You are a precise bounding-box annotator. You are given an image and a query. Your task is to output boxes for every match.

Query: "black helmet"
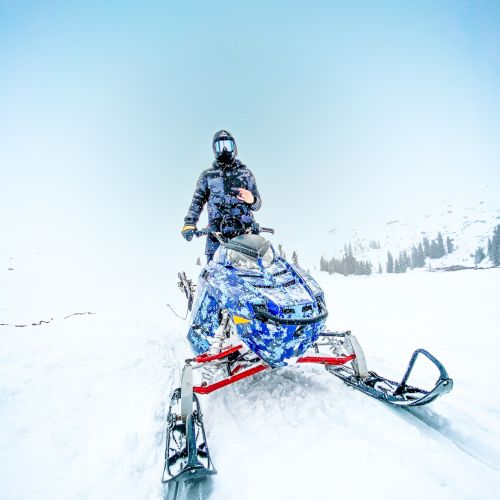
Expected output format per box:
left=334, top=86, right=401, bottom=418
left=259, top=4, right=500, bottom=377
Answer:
left=212, top=130, right=237, bottom=163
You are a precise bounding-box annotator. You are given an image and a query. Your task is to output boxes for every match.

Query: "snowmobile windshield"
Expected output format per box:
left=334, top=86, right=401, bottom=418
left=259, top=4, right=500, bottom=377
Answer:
left=224, top=234, right=274, bottom=270
left=226, top=247, right=274, bottom=270
left=214, top=139, right=235, bottom=153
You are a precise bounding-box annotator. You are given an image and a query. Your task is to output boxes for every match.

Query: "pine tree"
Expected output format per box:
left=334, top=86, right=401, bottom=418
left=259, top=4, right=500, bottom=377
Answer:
left=358, top=261, right=364, bottom=275
left=437, top=232, right=445, bottom=257
left=423, top=237, right=430, bottom=257
left=320, top=256, right=327, bottom=271
left=196, top=257, right=201, bottom=266
left=366, top=262, right=373, bottom=275
left=378, top=263, right=383, bottom=274
left=446, top=236, right=454, bottom=254
left=411, top=245, right=418, bottom=269
left=399, top=251, right=409, bottom=272
left=292, top=251, right=299, bottom=266
left=430, top=240, right=439, bottom=259
left=386, top=252, right=394, bottom=273
left=417, top=243, right=425, bottom=267
left=474, top=247, right=486, bottom=265
left=490, top=225, right=500, bottom=265
left=341, top=258, right=348, bottom=276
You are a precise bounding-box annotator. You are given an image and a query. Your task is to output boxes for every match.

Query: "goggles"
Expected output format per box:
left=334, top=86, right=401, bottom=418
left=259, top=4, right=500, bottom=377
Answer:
left=214, top=139, right=235, bottom=153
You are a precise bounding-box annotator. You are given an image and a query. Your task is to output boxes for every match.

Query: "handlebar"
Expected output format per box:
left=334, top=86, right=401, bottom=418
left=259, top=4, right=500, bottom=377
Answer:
left=194, top=228, right=211, bottom=237
left=194, top=224, right=274, bottom=239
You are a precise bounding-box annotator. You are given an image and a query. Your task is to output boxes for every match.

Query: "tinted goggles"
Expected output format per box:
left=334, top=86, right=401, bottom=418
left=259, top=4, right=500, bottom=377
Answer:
left=214, top=139, right=235, bottom=153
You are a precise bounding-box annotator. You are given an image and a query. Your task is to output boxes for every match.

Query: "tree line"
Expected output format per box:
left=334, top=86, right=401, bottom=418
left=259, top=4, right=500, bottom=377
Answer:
left=320, top=244, right=373, bottom=276
left=386, top=232, right=454, bottom=273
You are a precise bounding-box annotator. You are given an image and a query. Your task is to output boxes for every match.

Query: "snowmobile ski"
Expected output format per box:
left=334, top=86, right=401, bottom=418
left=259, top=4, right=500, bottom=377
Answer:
left=162, top=388, right=216, bottom=483
left=326, top=348, right=453, bottom=407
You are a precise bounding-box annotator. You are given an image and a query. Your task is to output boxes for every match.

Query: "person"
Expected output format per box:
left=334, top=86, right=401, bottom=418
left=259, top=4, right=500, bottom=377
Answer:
left=181, top=130, right=262, bottom=262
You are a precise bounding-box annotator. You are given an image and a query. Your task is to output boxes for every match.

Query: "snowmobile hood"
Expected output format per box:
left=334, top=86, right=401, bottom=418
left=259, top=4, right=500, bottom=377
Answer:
left=207, top=258, right=321, bottom=311
left=189, top=256, right=328, bottom=367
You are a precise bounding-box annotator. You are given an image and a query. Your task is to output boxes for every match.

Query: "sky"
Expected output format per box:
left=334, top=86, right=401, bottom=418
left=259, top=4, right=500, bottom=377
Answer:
left=1, top=0, right=499, bottom=265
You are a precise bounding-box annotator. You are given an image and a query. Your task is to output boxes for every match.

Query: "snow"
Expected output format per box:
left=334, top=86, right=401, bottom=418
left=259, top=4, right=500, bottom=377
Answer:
left=1, top=247, right=500, bottom=499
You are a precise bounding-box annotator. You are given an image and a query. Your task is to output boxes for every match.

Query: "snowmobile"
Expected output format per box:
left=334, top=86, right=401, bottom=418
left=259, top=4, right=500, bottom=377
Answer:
left=163, top=221, right=453, bottom=484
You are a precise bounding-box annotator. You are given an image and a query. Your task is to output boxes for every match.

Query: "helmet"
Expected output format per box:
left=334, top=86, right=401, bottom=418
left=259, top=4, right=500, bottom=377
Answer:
left=212, top=130, right=237, bottom=163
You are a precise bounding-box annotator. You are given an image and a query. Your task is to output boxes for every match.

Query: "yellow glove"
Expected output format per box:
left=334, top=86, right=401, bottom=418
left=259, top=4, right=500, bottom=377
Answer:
left=181, top=224, right=196, bottom=241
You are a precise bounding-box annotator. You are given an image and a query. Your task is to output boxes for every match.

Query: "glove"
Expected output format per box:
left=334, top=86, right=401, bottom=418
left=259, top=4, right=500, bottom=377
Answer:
left=181, top=224, right=197, bottom=241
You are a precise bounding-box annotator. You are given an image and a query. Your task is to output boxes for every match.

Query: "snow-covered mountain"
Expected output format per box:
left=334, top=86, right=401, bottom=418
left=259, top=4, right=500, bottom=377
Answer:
left=295, top=185, right=500, bottom=272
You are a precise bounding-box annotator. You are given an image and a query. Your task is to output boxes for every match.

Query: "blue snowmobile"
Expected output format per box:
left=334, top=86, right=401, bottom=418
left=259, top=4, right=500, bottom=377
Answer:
left=163, top=222, right=453, bottom=484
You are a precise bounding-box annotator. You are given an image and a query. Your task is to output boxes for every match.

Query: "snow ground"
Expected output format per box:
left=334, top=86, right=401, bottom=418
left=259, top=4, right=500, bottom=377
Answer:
left=1, top=248, right=500, bottom=500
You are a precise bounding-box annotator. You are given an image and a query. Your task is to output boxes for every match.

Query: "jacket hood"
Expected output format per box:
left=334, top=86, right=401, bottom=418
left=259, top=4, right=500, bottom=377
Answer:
left=212, top=129, right=236, bottom=146
left=212, top=129, right=238, bottom=163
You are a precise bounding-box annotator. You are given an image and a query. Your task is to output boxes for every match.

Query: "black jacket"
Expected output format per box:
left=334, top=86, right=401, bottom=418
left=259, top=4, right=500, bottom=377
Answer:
left=184, top=159, right=262, bottom=254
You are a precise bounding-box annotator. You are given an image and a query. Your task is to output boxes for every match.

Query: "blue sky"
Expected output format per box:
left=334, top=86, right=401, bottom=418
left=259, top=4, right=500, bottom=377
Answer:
left=1, top=1, right=499, bottom=262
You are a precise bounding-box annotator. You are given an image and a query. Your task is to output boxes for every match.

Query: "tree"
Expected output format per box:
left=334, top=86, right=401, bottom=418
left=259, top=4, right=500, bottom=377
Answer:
left=292, top=251, right=299, bottom=266
left=411, top=245, right=418, bottom=269
left=386, top=252, right=394, bottom=273
left=410, top=243, right=425, bottom=268
left=399, top=250, right=409, bottom=272
left=489, top=225, right=500, bottom=266
left=423, top=237, right=430, bottom=257
left=417, top=243, right=425, bottom=267
left=426, top=233, right=446, bottom=259
left=320, top=242, right=373, bottom=276
left=437, top=232, right=446, bottom=257
left=196, top=257, right=201, bottom=266
left=378, top=263, right=383, bottom=274
left=474, top=247, right=486, bottom=265
left=446, top=236, right=454, bottom=254
left=394, top=258, right=400, bottom=274
left=430, top=240, right=439, bottom=259
left=320, top=256, right=327, bottom=271
left=277, top=244, right=286, bottom=259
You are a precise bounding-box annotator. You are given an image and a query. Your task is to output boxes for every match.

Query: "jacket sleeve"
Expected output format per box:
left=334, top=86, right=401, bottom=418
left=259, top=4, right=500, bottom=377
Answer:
left=184, top=171, right=209, bottom=225
left=247, top=170, right=262, bottom=211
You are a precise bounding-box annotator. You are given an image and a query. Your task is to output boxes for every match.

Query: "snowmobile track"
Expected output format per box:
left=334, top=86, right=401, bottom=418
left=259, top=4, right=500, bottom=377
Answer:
left=404, top=406, right=500, bottom=474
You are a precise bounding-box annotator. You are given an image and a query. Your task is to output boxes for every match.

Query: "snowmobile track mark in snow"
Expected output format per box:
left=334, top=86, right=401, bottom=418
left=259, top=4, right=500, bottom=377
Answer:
left=404, top=406, right=500, bottom=474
